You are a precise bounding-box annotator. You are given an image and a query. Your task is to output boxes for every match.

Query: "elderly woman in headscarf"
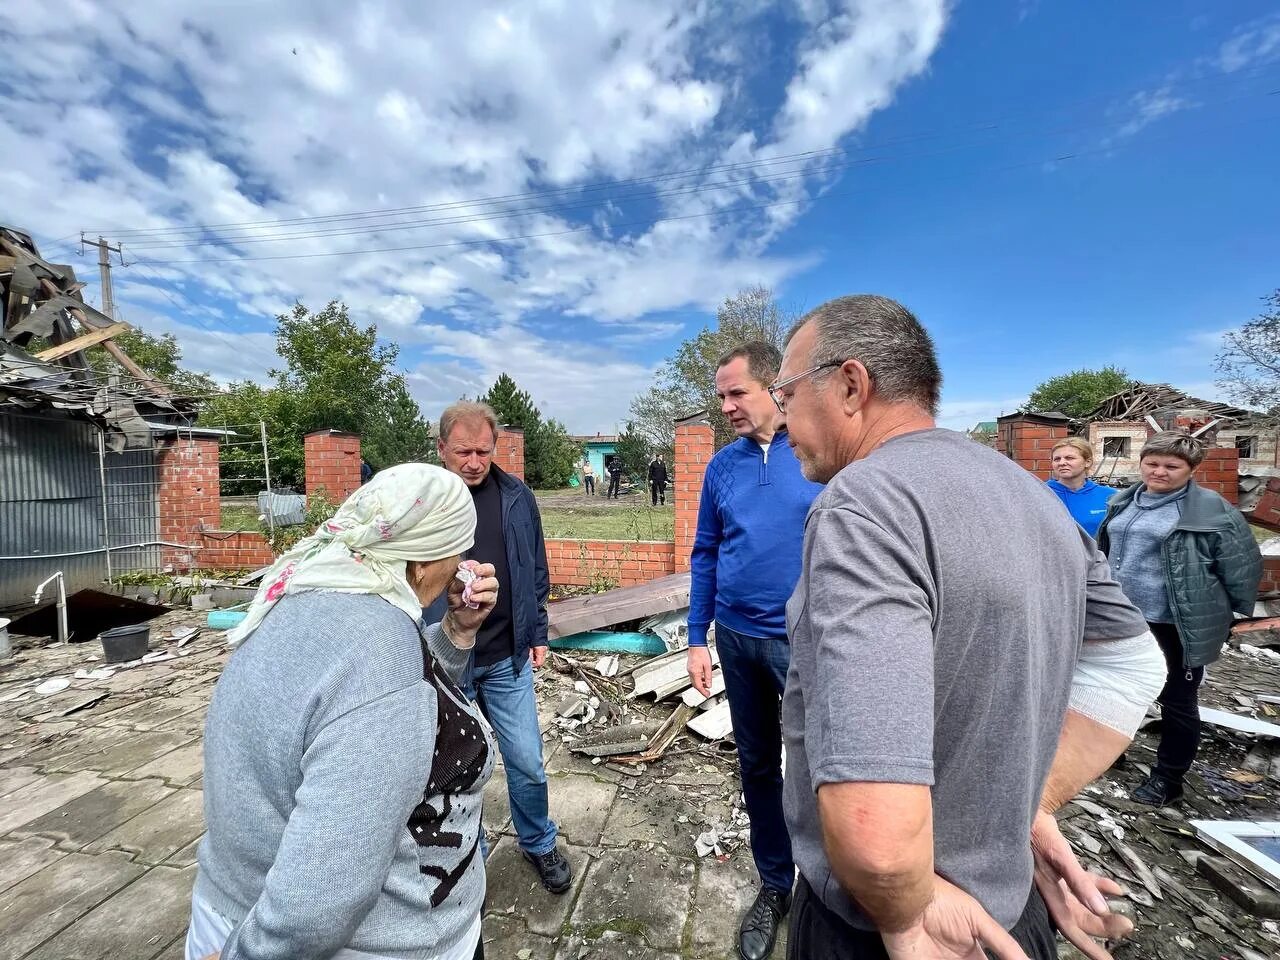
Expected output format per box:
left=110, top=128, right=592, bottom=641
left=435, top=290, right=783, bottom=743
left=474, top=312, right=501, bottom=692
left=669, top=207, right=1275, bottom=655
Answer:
left=186, top=464, right=498, bottom=960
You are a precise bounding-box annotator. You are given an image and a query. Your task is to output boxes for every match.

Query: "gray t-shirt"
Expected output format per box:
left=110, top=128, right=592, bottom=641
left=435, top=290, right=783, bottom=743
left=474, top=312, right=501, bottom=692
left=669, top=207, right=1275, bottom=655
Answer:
left=782, top=428, right=1145, bottom=931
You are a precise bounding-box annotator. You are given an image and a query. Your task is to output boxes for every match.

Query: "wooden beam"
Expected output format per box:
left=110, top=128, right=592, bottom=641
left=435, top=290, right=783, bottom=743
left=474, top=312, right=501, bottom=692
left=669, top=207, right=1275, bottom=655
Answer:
left=34, top=322, right=131, bottom=361
left=547, top=572, right=690, bottom=639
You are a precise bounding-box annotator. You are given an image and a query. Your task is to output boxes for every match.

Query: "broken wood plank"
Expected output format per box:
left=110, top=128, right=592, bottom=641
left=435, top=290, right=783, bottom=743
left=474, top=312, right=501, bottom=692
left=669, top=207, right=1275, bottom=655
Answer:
left=547, top=572, right=690, bottom=639
left=688, top=699, right=733, bottom=741
left=33, top=321, right=130, bottom=360
left=1152, top=865, right=1248, bottom=940
left=1201, top=706, right=1280, bottom=738
left=612, top=704, right=696, bottom=764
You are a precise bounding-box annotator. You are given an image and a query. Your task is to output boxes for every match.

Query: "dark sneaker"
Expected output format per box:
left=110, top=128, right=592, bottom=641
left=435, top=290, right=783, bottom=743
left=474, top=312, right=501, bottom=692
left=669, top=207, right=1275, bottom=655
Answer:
left=523, top=847, right=573, bottom=894
left=738, top=886, right=791, bottom=960
left=1131, top=772, right=1184, bottom=806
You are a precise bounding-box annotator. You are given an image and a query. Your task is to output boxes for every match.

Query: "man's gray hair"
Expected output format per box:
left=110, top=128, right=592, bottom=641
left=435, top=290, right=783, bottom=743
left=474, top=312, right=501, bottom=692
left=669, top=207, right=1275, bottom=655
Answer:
left=717, top=340, right=782, bottom=387
left=439, top=401, right=499, bottom=443
left=1140, top=430, right=1206, bottom=468
left=786, top=294, right=941, bottom=416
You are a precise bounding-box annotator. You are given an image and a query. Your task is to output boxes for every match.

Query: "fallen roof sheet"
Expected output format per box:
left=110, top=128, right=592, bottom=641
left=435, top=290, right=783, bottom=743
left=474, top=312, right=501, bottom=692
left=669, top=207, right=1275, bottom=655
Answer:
left=547, top=572, right=690, bottom=639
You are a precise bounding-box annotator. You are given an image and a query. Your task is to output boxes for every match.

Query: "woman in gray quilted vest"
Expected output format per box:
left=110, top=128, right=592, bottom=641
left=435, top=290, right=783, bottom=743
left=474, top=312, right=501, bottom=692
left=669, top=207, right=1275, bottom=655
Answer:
left=1096, top=431, right=1262, bottom=806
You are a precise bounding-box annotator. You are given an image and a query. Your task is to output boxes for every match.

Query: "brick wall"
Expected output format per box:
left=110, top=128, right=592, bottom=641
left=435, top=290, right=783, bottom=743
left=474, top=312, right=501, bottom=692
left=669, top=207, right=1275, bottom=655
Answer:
left=1251, top=476, right=1280, bottom=534
left=304, top=430, right=362, bottom=504
left=495, top=426, right=525, bottom=481
left=1087, top=421, right=1153, bottom=475
left=995, top=413, right=1071, bottom=479
left=1259, top=556, right=1280, bottom=597
left=673, top=417, right=714, bottom=573
left=189, top=531, right=276, bottom=571
left=545, top=538, right=677, bottom=588
left=1195, top=447, right=1240, bottom=505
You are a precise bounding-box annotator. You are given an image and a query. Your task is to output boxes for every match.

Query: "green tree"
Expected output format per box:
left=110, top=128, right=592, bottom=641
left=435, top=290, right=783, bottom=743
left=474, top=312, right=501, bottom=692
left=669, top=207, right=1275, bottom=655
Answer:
left=482, top=373, right=541, bottom=432
left=199, top=300, right=433, bottom=488
left=1216, top=289, right=1280, bottom=416
left=479, top=373, right=581, bottom=488
left=629, top=284, right=795, bottom=450
left=613, top=423, right=654, bottom=483
left=1023, top=366, right=1131, bottom=419
left=88, top=326, right=217, bottom=395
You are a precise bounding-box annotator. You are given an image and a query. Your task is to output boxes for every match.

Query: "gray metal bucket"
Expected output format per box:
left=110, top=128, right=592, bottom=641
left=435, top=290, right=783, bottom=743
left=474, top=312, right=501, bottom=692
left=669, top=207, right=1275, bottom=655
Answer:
left=99, top=624, right=150, bottom=663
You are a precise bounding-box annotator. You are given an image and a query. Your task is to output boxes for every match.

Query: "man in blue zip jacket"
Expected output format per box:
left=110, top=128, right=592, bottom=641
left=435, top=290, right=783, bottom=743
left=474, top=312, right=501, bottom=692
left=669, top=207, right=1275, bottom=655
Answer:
left=686, top=341, right=824, bottom=960
left=426, top=401, right=572, bottom=895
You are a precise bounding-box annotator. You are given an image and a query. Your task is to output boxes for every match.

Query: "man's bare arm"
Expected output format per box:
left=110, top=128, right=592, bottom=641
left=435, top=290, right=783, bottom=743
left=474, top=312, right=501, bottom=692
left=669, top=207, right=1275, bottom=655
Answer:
left=817, top=782, right=934, bottom=933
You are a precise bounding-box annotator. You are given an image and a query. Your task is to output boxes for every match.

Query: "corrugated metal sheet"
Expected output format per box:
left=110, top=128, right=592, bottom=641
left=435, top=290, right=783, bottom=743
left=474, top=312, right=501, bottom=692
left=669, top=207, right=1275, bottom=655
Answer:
left=0, top=411, right=106, bottom=609
left=0, top=410, right=162, bottom=611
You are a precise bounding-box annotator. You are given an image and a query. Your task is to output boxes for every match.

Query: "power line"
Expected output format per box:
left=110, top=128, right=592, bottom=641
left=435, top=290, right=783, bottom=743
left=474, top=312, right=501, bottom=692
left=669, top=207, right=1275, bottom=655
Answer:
left=86, top=64, right=1280, bottom=244
left=134, top=109, right=1280, bottom=267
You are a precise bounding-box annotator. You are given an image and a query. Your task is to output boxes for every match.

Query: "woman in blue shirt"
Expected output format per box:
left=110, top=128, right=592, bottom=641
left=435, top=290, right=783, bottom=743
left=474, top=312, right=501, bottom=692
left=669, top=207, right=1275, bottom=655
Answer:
left=1046, top=437, right=1114, bottom=538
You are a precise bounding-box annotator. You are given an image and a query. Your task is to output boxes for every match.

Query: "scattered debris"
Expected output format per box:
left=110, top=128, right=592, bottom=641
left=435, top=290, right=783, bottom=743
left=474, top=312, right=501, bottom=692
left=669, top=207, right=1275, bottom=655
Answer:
left=33, top=677, right=70, bottom=695
left=547, top=572, right=690, bottom=639
left=594, top=655, right=620, bottom=677
left=570, top=720, right=663, bottom=758
left=1201, top=707, right=1280, bottom=739
left=688, top=700, right=733, bottom=741
left=681, top=671, right=725, bottom=707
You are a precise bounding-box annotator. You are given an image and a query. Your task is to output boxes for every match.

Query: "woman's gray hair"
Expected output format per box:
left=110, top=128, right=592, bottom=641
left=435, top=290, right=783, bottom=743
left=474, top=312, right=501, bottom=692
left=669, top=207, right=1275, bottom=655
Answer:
left=1140, top=430, right=1206, bottom=468
left=787, top=294, right=942, bottom=416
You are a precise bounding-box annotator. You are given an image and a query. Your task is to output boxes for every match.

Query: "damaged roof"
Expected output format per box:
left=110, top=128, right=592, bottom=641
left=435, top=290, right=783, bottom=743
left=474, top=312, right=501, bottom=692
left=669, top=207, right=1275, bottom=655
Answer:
left=1086, top=381, right=1260, bottom=425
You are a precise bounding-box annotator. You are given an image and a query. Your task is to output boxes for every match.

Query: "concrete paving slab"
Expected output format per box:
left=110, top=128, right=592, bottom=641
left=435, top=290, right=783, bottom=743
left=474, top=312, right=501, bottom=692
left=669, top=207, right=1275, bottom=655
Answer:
left=0, top=719, right=78, bottom=766
left=484, top=837, right=592, bottom=938
left=480, top=913, right=557, bottom=960
left=603, top=783, right=705, bottom=849
left=555, top=932, right=681, bottom=959
left=23, top=724, right=140, bottom=771
left=0, top=850, right=144, bottom=960
left=688, top=854, right=760, bottom=958
left=0, top=836, right=67, bottom=895
left=121, top=741, right=204, bottom=785
left=59, top=730, right=197, bottom=777
left=13, top=777, right=173, bottom=849
left=0, top=765, right=41, bottom=799
left=107, top=695, right=205, bottom=733
left=150, top=936, right=188, bottom=960
left=165, top=834, right=203, bottom=868
left=547, top=773, right=618, bottom=846
left=25, top=863, right=196, bottom=960
left=569, top=848, right=695, bottom=951
left=86, top=787, right=204, bottom=864
left=0, top=770, right=107, bottom=835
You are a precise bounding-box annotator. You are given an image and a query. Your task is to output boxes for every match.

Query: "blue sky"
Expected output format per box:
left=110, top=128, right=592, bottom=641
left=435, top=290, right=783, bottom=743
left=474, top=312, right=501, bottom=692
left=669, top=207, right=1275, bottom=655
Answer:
left=2, top=1, right=1277, bottom=432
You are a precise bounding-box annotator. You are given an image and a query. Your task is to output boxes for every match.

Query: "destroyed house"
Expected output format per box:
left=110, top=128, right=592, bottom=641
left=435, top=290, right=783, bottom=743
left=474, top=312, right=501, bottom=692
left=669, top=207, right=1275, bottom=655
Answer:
left=1, top=224, right=202, bottom=612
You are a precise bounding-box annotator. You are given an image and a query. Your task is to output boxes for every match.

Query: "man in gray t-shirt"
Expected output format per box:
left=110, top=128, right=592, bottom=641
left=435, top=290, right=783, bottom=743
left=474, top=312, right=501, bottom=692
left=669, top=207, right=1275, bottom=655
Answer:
left=771, top=295, right=1162, bottom=960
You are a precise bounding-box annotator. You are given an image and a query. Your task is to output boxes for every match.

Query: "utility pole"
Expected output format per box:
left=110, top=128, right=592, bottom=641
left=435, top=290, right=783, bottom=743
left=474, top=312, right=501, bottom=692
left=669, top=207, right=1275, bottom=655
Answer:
left=80, top=234, right=124, bottom=319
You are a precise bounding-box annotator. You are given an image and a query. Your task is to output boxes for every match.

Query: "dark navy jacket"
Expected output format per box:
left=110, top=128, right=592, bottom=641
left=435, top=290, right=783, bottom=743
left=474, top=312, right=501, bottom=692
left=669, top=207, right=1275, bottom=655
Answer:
left=423, top=464, right=550, bottom=664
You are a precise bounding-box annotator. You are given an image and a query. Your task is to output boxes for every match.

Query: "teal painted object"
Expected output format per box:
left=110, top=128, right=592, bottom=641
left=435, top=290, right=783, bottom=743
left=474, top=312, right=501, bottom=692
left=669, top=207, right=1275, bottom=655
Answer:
left=548, top=631, right=667, bottom=655
left=207, top=609, right=248, bottom=630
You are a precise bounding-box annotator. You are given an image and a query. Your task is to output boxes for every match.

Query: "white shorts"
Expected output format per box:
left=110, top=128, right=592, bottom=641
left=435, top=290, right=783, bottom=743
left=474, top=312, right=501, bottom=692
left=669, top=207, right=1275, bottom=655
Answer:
left=185, top=891, right=482, bottom=960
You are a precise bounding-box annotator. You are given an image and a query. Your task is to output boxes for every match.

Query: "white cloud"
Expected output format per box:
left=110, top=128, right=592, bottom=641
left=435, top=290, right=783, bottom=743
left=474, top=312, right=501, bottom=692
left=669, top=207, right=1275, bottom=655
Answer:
left=1218, top=14, right=1280, bottom=72
left=1112, top=85, right=1192, bottom=140
left=0, top=0, right=951, bottom=428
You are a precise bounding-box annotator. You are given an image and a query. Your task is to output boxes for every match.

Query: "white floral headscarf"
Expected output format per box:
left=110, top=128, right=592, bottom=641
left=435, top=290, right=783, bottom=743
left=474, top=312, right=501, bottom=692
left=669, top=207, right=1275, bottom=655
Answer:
left=226, top=463, right=476, bottom=647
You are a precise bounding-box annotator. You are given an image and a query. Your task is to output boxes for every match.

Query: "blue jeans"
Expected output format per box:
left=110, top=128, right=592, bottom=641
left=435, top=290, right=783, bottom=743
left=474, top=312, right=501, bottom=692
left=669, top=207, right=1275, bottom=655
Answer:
left=462, top=655, right=559, bottom=855
left=716, top=622, right=794, bottom=893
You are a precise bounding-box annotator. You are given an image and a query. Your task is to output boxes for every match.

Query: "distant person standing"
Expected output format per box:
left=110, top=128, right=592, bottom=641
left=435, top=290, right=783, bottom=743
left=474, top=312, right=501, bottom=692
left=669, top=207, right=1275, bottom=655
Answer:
left=1046, top=438, right=1113, bottom=537
left=360, top=459, right=373, bottom=484
left=606, top=457, right=624, bottom=499
left=581, top=459, right=596, bottom=496
left=648, top=454, right=668, bottom=506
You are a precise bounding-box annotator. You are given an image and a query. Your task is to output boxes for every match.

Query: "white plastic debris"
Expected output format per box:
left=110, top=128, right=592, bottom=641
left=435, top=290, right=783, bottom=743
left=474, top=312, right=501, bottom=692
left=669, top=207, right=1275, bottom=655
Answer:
left=640, top=609, right=690, bottom=652
left=73, top=667, right=117, bottom=681
left=141, top=651, right=177, bottom=664
left=34, top=677, right=71, bottom=695
left=594, top=655, right=620, bottom=677
left=573, top=680, right=591, bottom=695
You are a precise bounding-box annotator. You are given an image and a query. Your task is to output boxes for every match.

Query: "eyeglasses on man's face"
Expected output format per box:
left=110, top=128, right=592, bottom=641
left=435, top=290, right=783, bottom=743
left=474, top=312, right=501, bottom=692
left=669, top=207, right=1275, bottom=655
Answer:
left=767, top=360, right=844, bottom=413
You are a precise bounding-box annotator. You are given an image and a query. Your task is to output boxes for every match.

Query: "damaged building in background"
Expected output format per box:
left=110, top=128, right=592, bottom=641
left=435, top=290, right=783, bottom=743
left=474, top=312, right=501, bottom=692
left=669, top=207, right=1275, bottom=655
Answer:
left=0, top=224, right=204, bottom=613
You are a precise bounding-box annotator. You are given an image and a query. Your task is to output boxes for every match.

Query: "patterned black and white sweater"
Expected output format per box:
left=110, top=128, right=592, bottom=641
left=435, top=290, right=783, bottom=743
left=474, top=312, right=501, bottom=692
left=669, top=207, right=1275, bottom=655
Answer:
left=195, top=591, right=494, bottom=960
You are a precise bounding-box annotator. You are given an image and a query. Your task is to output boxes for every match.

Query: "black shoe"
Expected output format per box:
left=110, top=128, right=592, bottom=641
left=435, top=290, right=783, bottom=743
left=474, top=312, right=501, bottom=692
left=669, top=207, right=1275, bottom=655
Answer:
left=523, top=847, right=573, bottom=894
left=1131, top=772, right=1184, bottom=806
left=738, top=886, right=791, bottom=960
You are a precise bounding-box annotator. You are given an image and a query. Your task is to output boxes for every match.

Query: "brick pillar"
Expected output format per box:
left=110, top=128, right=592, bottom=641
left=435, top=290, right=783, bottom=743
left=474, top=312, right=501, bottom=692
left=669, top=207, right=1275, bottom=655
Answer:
left=995, top=412, right=1071, bottom=480
left=304, top=430, right=362, bottom=505
left=156, top=436, right=220, bottom=570
left=494, top=426, right=525, bottom=481
left=1196, top=447, right=1240, bottom=505
left=673, top=413, right=714, bottom=574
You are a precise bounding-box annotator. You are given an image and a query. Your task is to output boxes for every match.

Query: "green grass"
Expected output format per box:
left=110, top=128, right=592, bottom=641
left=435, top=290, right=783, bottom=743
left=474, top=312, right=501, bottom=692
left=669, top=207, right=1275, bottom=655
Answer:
left=220, top=504, right=261, bottom=531
left=1252, top=524, right=1276, bottom=544
left=538, top=505, right=674, bottom=540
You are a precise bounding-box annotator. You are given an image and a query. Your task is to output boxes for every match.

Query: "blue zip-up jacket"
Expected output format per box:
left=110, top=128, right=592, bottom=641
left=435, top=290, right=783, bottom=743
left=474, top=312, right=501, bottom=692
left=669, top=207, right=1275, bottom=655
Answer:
left=1045, top=478, right=1115, bottom=538
left=423, top=464, right=549, bottom=665
left=688, top=431, right=824, bottom=646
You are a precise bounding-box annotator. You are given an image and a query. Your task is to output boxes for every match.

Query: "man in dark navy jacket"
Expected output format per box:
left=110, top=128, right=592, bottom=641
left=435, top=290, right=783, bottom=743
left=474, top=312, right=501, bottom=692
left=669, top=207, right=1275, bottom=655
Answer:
left=427, top=401, right=571, bottom=894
